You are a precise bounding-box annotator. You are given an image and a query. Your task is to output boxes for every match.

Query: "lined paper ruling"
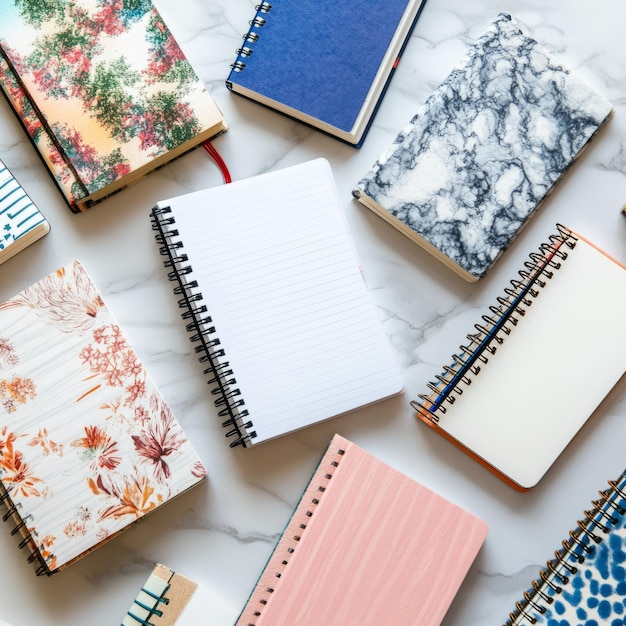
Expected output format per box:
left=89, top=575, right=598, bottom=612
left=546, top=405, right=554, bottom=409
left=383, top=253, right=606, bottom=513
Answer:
left=353, top=13, right=613, bottom=281
left=413, top=225, right=626, bottom=490
left=236, top=434, right=488, bottom=625
left=0, top=261, right=206, bottom=575
left=151, top=159, right=402, bottom=447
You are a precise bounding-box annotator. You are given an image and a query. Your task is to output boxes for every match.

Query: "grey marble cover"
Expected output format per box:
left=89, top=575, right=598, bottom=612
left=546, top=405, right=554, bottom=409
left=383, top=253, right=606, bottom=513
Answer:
left=354, top=13, right=613, bottom=281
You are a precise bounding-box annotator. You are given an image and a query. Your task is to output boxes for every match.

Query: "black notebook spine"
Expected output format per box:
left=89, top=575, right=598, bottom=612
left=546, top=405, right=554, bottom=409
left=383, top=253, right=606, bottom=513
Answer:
left=411, top=223, right=578, bottom=422
left=505, top=471, right=626, bottom=625
left=0, top=482, right=50, bottom=575
left=151, top=206, right=257, bottom=448
left=227, top=2, right=272, bottom=76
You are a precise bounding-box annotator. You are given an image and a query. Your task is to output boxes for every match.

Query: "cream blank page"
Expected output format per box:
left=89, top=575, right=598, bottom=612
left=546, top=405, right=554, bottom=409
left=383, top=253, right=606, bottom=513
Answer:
left=438, top=237, right=626, bottom=489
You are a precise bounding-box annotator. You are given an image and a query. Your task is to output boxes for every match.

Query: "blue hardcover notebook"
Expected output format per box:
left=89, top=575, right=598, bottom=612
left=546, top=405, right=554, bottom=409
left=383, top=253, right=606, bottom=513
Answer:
left=506, top=469, right=626, bottom=625
left=353, top=13, right=613, bottom=280
left=226, top=0, right=427, bottom=147
left=0, top=159, right=49, bottom=265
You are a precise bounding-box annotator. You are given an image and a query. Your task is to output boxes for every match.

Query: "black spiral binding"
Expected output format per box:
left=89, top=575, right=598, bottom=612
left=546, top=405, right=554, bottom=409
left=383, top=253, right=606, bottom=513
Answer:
left=411, top=224, right=578, bottom=422
left=229, top=2, right=272, bottom=73
left=151, top=207, right=257, bottom=447
left=0, top=481, right=49, bottom=575
left=505, top=471, right=626, bottom=625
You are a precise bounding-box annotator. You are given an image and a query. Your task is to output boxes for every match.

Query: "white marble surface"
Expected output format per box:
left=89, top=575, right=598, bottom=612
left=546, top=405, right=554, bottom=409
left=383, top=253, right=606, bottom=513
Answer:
left=0, top=0, right=625, bottom=624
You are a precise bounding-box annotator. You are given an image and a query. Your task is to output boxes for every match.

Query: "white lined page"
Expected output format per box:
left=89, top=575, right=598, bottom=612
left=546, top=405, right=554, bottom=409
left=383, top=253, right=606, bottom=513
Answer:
left=156, top=159, right=402, bottom=443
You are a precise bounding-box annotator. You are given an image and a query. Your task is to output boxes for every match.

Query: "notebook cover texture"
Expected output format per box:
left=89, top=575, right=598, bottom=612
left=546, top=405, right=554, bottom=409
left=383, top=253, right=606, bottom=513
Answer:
left=0, top=158, right=49, bottom=265
left=0, top=1, right=226, bottom=211
left=236, top=434, right=488, bottom=625
left=226, top=0, right=426, bottom=147
left=0, top=261, right=206, bottom=575
left=354, top=13, right=613, bottom=280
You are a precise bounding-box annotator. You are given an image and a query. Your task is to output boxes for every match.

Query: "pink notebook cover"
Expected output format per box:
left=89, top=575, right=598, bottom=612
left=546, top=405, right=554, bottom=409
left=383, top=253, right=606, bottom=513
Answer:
left=236, top=434, right=488, bottom=625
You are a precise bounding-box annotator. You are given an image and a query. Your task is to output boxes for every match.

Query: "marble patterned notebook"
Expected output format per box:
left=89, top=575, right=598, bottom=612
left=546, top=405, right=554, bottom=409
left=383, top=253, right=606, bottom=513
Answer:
left=236, top=434, right=488, bottom=625
left=353, top=13, right=613, bottom=282
left=0, top=261, right=206, bottom=575
left=0, top=159, right=49, bottom=265
left=506, top=468, right=626, bottom=625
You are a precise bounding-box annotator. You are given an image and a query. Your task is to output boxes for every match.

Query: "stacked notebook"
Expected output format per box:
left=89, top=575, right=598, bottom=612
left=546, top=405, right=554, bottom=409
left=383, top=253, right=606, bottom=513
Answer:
left=353, top=13, right=613, bottom=281
left=121, top=564, right=234, bottom=626
left=0, top=261, right=206, bottom=575
left=0, top=0, right=226, bottom=211
left=151, top=158, right=402, bottom=447
left=236, top=434, right=488, bottom=625
left=0, top=158, right=49, bottom=265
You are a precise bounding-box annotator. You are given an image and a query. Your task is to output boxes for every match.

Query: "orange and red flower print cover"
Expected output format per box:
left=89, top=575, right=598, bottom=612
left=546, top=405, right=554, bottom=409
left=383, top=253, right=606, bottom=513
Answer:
left=0, top=261, right=206, bottom=574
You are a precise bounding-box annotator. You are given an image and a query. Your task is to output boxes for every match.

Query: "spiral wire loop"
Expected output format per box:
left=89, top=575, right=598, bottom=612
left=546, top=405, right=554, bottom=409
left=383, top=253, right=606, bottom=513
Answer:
left=151, top=207, right=256, bottom=447
left=411, top=224, right=578, bottom=424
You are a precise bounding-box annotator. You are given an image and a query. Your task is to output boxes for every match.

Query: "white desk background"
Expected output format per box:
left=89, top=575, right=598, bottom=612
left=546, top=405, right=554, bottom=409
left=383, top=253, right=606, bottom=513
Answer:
left=1, top=1, right=625, bottom=624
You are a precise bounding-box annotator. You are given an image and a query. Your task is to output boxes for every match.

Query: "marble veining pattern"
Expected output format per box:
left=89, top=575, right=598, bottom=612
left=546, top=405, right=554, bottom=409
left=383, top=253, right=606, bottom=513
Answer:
left=356, top=13, right=613, bottom=279
left=0, top=0, right=625, bottom=624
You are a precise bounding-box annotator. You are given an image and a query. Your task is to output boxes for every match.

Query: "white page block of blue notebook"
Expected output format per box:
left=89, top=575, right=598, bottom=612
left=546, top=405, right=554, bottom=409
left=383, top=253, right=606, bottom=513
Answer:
left=154, top=159, right=402, bottom=445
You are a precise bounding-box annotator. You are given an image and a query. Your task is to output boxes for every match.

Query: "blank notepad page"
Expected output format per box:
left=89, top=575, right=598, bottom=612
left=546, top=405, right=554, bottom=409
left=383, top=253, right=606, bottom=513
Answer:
left=157, top=159, right=402, bottom=443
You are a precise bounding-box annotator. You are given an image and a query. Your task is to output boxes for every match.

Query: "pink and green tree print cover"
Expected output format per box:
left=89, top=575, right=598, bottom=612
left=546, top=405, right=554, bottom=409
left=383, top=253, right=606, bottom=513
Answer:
left=0, top=0, right=225, bottom=210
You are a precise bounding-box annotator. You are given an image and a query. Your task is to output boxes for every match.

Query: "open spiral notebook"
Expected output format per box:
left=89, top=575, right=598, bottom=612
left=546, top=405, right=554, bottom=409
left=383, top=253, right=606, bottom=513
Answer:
left=413, top=224, right=626, bottom=490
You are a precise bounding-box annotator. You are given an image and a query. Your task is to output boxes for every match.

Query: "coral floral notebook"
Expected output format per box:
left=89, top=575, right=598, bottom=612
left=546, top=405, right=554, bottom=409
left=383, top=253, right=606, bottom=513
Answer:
left=236, top=434, right=488, bottom=626
left=0, top=261, right=206, bottom=575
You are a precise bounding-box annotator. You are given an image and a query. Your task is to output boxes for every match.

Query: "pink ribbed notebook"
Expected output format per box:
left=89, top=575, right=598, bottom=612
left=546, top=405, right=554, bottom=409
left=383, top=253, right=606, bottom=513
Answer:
left=236, top=434, right=488, bottom=626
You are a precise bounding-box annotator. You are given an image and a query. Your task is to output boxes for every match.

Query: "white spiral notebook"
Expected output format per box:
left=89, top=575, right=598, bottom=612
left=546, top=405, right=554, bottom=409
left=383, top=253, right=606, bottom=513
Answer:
left=151, top=159, right=402, bottom=447
left=413, top=224, right=626, bottom=490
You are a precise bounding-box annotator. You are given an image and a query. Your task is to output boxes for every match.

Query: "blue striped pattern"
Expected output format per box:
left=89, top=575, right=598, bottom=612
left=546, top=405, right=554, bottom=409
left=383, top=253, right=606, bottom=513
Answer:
left=0, top=161, right=47, bottom=253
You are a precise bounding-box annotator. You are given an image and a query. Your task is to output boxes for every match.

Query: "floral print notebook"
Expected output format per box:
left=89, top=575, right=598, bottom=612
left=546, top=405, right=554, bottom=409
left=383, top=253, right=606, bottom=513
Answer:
left=0, top=261, right=206, bottom=575
left=0, top=1, right=226, bottom=212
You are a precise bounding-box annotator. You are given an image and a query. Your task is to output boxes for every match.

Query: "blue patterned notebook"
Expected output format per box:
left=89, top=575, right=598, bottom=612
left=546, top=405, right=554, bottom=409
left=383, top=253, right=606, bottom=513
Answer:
left=0, top=159, right=49, bottom=265
left=506, top=469, right=626, bottom=625
left=353, top=13, right=613, bottom=281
